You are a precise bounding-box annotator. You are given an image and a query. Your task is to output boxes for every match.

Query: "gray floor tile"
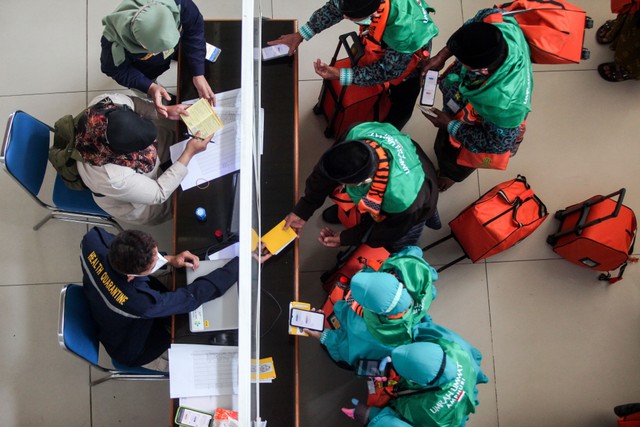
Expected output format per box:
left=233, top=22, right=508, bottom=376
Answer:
left=0, top=284, right=91, bottom=426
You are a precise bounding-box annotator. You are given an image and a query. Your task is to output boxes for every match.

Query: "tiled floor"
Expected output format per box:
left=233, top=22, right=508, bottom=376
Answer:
left=0, top=0, right=639, bottom=426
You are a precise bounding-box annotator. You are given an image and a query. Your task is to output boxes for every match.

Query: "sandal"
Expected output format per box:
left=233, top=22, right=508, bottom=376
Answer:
left=598, top=62, right=632, bottom=82
left=596, top=20, right=615, bottom=44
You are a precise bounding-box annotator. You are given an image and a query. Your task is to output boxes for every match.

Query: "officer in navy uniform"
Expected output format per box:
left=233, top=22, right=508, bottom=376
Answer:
left=80, top=227, right=238, bottom=371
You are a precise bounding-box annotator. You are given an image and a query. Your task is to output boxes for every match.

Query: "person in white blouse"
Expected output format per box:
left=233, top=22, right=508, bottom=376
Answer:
left=76, top=93, right=212, bottom=225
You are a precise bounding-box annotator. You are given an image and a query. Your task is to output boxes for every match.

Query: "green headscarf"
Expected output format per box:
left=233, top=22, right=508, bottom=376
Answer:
left=102, top=0, right=181, bottom=66
left=383, top=0, right=439, bottom=54
left=344, top=122, right=425, bottom=214
left=359, top=246, right=437, bottom=346
left=454, top=17, right=533, bottom=128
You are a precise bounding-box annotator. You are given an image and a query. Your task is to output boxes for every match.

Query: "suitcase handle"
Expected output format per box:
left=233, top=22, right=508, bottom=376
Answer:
left=547, top=188, right=626, bottom=244
left=337, top=32, right=365, bottom=66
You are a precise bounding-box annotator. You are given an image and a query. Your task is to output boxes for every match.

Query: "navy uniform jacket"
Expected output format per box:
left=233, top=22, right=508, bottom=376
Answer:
left=80, top=227, right=238, bottom=366
left=100, top=0, right=206, bottom=93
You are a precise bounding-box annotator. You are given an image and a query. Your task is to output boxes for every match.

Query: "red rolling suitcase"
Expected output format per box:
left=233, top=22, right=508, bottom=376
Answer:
left=488, top=0, right=593, bottom=64
left=313, top=32, right=391, bottom=139
left=546, top=189, right=637, bottom=283
left=424, top=175, right=548, bottom=271
left=320, top=243, right=389, bottom=329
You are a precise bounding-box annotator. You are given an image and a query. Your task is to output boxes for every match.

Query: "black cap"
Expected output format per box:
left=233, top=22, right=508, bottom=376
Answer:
left=319, top=140, right=377, bottom=184
left=447, top=22, right=506, bottom=69
left=105, top=109, right=157, bottom=154
left=340, top=0, right=381, bottom=18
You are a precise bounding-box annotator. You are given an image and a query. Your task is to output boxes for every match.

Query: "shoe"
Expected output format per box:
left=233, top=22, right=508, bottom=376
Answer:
left=425, top=209, right=442, bottom=230
left=598, top=62, right=632, bottom=82
left=322, top=205, right=341, bottom=224
left=595, top=20, right=615, bottom=44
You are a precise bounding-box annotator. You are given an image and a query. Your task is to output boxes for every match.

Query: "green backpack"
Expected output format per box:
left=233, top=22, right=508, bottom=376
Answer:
left=48, top=111, right=85, bottom=191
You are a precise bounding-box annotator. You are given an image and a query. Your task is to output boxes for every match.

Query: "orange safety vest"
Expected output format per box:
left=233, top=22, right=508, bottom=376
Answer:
left=330, top=140, right=390, bottom=228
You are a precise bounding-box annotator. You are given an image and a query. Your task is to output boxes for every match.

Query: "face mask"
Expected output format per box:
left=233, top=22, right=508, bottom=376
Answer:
left=129, top=251, right=168, bottom=277
left=354, top=16, right=372, bottom=25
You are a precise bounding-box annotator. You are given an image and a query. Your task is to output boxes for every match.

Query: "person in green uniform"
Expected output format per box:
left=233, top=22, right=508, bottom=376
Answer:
left=284, top=122, right=439, bottom=252
left=268, top=0, right=439, bottom=130
left=421, top=9, right=533, bottom=191
left=342, top=317, right=488, bottom=427
left=307, top=246, right=437, bottom=368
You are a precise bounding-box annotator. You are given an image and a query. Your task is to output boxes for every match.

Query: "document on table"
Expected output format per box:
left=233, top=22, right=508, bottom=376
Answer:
left=170, top=121, right=240, bottom=190
left=169, top=344, right=238, bottom=398
left=208, top=242, right=240, bottom=260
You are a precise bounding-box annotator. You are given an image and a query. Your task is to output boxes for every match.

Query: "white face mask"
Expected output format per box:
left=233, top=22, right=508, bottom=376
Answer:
left=129, top=251, right=168, bottom=277
left=354, top=16, right=372, bottom=25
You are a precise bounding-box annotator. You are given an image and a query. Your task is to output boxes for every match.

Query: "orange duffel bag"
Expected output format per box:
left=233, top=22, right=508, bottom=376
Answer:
left=489, top=0, right=593, bottom=64
left=546, top=189, right=637, bottom=283
left=424, top=175, right=548, bottom=271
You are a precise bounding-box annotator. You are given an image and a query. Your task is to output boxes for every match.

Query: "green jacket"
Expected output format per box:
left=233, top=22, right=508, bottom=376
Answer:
left=344, top=122, right=425, bottom=214
left=451, top=16, right=533, bottom=128
left=390, top=339, right=481, bottom=427
left=383, top=0, right=439, bottom=54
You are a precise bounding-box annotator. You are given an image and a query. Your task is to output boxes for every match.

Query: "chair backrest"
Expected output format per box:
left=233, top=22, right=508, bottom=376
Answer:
left=1, top=111, right=51, bottom=198
left=58, top=284, right=101, bottom=366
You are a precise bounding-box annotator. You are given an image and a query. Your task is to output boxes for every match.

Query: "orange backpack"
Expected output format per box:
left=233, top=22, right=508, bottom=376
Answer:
left=487, top=0, right=592, bottom=64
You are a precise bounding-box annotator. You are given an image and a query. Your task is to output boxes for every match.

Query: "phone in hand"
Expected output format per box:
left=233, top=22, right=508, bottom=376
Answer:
left=417, top=104, right=437, bottom=117
left=289, top=308, right=325, bottom=332
left=420, top=70, right=439, bottom=107
left=175, top=406, right=213, bottom=427
left=355, top=359, right=388, bottom=377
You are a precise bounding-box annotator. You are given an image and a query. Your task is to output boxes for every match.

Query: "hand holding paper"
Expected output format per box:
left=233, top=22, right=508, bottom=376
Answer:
left=180, top=98, right=223, bottom=138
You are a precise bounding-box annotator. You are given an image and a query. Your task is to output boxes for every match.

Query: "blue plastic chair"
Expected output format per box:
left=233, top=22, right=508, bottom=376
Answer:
left=1, top=111, right=122, bottom=231
left=57, top=284, right=167, bottom=386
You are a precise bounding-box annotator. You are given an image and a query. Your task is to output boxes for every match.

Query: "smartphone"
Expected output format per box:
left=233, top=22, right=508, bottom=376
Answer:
left=175, top=406, right=213, bottom=427
left=417, top=104, right=437, bottom=117
left=420, top=70, right=439, bottom=107
left=355, top=359, right=385, bottom=377
left=290, top=308, right=325, bottom=332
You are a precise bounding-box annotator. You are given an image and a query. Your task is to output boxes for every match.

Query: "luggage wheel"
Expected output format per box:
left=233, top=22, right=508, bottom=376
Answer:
left=546, top=235, right=558, bottom=246
left=553, top=210, right=565, bottom=220
left=581, top=48, right=590, bottom=61
left=313, top=104, right=323, bottom=115
left=585, top=16, right=594, bottom=29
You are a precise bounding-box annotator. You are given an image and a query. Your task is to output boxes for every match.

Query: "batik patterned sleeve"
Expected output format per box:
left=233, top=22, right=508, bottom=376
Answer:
left=340, top=48, right=413, bottom=86
left=299, top=0, right=344, bottom=40
left=448, top=119, right=523, bottom=154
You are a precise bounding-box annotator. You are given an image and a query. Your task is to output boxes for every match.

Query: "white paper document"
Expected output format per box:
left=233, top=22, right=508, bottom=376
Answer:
left=170, top=123, right=240, bottom=190
left=169, top=344, right=238, bottom=398
left=208, top=242, right=240, bottom=260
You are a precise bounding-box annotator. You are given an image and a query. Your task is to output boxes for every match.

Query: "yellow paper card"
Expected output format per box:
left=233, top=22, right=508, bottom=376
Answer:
left=261, top=220, right=297, bottom=255
left=180, top=98, right=223, bottom=138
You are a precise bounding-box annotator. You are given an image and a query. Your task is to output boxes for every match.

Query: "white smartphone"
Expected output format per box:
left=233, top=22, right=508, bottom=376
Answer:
left=175, top=406, right=213, bottom=427
left=290, top=308, right=325, bottom=332
left=420, top=70, right=439, bottom=107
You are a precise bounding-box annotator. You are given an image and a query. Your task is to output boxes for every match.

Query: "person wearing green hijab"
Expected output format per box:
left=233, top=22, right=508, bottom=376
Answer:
left=101, top=0, right=215, bottom=118
left=306, top=246, right=437, bottom=368
left=284, top=122, right=439, bottom=252
left=420, top=8, right=533, bottom=192
left=267, top=0, right=439, bottom=131
left=341, top=316, right=488, bottom=427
